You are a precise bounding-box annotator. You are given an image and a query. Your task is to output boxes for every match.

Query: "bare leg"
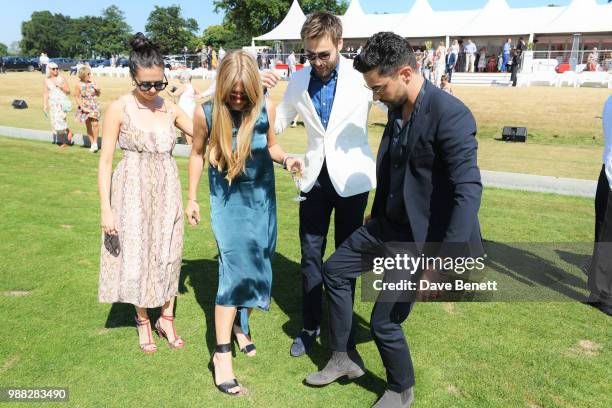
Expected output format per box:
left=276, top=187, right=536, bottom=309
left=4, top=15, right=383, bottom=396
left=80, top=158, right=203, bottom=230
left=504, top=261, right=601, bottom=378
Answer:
left=213, top=305, right=241, bottom=394
left=85, top=119, right=94, bottom=149
left=90, top=118, right=99, bottom=149
left=135, top=307, right=157, bottom=353
left=58, top=130, right=68, bottom=148
left=157, top=297, right=184, bottom=347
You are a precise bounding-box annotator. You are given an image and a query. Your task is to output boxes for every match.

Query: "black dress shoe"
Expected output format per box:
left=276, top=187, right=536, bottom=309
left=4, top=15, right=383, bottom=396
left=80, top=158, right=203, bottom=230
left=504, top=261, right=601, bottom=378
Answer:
left=290, top=328, right=320, bottom=357
left=597, top=303, right=612, bottom=316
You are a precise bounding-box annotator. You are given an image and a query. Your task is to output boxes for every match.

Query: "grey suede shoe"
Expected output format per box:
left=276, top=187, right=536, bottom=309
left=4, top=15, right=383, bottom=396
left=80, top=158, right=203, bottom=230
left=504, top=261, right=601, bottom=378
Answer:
left=305, top=350, right=366, bottom=386
left=372, top=387, right=414, bottom=408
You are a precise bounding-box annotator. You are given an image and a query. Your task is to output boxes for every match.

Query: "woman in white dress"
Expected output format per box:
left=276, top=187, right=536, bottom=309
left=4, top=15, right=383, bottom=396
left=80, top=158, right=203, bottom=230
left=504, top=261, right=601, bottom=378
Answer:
left=477, top=48, right=487, bottom=72
left=168, top=70, right=203, bottom=144
left=43, top=62, right=73, bottom=148
left=432, top=41, right=447, bottom=88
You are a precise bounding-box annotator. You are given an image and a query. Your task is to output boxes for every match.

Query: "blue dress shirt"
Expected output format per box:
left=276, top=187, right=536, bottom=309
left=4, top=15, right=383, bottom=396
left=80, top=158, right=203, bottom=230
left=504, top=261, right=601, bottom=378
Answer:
left=308, top=63, right=339, bottom=130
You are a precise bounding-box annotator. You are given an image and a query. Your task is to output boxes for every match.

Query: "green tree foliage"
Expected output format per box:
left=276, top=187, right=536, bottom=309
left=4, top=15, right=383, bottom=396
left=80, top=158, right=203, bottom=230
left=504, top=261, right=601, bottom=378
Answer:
left=95, top=6, right=132, bottom=57
left=21, top=11, right=70, bottom=57
left=0, top=43, right=8, bottom=56
left=201, top=23, right=248, bottom=49
left=20, top=6, right=131, bottom=58
left=145, top=5, right=199, bottom=54
left=213, top=0, right=348, bottom=42
left=8, top=41, right=21, bottom=55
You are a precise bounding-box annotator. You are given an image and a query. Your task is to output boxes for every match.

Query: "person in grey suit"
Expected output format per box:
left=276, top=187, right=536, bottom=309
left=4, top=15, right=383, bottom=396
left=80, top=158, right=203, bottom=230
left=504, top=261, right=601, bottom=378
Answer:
left=305, top=32, right=483, bottom=408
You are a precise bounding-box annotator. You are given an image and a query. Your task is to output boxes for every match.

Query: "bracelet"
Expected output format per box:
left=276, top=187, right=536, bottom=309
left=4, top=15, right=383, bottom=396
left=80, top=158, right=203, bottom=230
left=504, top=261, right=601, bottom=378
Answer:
left=188, top=198, right=198, bottom=202
left=282, top=155, right=289, bottom=170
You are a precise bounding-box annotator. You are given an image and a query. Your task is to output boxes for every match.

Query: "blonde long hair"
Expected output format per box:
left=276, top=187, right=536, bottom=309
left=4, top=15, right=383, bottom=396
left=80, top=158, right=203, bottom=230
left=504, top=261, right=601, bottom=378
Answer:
left=207, top=51, right=264, bottom=183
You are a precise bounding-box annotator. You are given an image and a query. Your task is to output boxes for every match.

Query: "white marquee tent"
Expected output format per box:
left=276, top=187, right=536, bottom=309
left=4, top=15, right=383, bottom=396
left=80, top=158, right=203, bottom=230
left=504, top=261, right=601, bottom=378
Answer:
left=255, top=0, right=612, bottom=42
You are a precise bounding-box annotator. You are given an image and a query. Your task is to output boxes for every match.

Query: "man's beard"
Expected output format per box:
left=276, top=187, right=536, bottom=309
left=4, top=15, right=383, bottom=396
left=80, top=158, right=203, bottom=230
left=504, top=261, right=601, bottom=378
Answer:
left=313, top=55, right=338, bottom=80
left=381, top=95, right=408, bottom=112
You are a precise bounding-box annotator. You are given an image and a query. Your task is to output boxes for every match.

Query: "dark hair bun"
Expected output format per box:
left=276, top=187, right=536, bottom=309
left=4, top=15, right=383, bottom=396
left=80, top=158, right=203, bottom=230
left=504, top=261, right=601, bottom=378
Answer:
left=128, top=32, right=165, bottom=79
left=129, top=32, right=157, bottom=53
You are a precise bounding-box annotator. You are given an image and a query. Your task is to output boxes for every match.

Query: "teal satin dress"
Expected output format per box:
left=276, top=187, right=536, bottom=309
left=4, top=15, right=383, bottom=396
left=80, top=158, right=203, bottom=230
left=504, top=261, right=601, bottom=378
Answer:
left=203, top=102, right=277, bottom=334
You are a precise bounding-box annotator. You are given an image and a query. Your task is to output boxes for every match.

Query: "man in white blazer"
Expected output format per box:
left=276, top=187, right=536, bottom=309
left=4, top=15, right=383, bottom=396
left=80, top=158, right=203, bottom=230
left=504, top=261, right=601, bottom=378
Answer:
left=272, top=12, right=379, bottom=358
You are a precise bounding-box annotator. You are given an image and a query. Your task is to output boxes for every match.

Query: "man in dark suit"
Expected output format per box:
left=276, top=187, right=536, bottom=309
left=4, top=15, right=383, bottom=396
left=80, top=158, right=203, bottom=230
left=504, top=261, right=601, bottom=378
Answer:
left=305, top=32, right=483, bottom=408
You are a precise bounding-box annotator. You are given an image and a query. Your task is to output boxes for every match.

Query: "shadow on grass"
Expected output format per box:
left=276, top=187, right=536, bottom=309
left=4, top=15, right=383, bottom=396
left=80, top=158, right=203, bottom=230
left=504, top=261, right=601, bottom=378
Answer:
left=179, top=257, right=220, bottom=356
left=179, top=252, right=386, bottom=396
left=482, top=240, right=589, bottom=301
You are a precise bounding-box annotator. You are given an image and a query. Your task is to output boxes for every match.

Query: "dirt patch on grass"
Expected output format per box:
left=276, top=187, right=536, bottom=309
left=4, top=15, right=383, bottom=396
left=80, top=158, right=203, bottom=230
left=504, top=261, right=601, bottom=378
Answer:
left=1, top=356, right=19, bottom=374
left=567, top=339, right=603, bottom=357
left=442, top=303, right=455, bottom=314
left=1, top=290, right=31, bottom=297
left=60, top=224, right=73, bottom=229
left=447, top=384, right=462, bottom=396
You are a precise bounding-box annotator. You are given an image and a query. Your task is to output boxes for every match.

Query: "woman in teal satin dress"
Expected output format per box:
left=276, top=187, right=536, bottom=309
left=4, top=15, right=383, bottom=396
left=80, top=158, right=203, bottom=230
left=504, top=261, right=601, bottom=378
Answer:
left=186, top=50, right=302, bottom=396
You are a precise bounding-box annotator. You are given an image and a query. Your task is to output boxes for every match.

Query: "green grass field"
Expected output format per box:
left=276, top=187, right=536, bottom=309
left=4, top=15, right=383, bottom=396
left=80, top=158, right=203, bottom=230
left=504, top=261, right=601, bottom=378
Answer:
left=0, top=137, right=610, bottom=407
left=0, top=72, right=610, bottom=180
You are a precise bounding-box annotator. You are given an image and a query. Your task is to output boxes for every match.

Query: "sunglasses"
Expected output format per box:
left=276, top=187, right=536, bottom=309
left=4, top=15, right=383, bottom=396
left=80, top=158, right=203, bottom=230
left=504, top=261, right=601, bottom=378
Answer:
left=229, top=91, right=247, bottom=100
left=305, top=51, right=331, bottom=62
left=50, top=68, right=59, bottom=71
left=134, top=75, right=168, bottom=92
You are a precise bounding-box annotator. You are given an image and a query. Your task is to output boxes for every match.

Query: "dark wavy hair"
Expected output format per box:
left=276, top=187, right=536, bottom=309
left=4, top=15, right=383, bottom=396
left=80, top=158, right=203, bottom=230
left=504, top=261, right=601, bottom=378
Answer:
left=128, top=32, right=164, bottom=79
left=353, top=32, right=416, bottom=76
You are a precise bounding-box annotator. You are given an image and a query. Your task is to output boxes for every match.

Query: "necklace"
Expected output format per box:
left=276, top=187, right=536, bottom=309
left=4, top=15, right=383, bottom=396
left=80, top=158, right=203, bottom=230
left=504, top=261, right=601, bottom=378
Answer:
left=132, top=93, right=166, bottom=113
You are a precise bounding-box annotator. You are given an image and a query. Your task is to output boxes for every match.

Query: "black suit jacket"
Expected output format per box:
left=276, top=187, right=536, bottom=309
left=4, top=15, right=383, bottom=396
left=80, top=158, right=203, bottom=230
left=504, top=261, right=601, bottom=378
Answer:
left=372, top=80, right=483, bottom=255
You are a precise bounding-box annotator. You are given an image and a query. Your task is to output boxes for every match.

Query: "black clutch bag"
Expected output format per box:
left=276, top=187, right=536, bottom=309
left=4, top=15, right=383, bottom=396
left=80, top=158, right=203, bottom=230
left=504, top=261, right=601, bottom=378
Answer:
left=104, top=233, right=121, bottom=257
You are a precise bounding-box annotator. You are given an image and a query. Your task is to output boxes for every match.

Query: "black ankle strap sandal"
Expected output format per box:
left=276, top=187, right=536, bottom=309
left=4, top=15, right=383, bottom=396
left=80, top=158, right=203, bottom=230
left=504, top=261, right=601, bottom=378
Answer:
left=211, top=343, right=242, bottom=396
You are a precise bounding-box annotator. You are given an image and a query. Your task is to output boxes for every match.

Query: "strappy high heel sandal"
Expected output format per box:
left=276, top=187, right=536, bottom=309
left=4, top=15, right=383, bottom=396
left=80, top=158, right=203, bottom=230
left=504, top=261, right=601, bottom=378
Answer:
left=233, top=323, right=256, bottom=356
left=210, top=343, right=243, bottom=396
left=134, top=317, right=157, bottom=354
left=155, top=315, right=185, bottom=349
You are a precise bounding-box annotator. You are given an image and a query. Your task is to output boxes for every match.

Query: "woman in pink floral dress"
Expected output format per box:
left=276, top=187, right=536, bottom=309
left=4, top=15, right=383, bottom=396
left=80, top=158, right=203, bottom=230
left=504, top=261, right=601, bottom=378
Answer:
left=74, top=65, right=101, bottom=152
left=98, top=33, right=193, bottom=354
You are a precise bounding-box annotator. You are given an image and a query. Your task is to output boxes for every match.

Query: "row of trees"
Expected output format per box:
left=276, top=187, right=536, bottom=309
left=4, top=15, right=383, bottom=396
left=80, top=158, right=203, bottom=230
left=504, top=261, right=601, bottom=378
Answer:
left=2, top=1, right=348, bottom=58
left=19, top=6, right=131, bottom=58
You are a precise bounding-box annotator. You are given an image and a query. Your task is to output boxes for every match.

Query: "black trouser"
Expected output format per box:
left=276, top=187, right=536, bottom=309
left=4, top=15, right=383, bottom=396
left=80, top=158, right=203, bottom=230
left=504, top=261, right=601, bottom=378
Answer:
left=299, top=162, right=369, bottom=331
left=589, top=165, right=612, bottom=305
left=323, top=217, right=415, bottom=393
left=446, top=64, right=454, bottom=82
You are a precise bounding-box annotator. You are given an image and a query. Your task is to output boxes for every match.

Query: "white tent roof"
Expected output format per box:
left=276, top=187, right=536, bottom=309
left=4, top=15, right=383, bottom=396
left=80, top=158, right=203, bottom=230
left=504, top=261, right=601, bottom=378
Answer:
left=256, top=0, right=612, bottom=42
left=340, top=0, right=372, bottom=38
left=541, top=0, right=612, bottom=34
left=394, top=0, right=476, bottom=38
left=454, top=0, right=514, bottom=37
left=254, top=0, right=305, bottom=41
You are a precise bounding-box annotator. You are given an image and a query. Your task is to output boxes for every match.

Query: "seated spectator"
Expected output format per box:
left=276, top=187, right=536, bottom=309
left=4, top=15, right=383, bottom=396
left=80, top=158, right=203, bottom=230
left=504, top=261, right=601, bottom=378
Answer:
left=440, top=74, right=453, bottom=95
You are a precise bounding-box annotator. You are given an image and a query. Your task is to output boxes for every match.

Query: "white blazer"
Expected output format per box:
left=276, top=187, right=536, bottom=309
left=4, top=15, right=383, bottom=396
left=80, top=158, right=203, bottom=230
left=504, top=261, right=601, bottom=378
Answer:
left=275, top=56, right=377, bottom=197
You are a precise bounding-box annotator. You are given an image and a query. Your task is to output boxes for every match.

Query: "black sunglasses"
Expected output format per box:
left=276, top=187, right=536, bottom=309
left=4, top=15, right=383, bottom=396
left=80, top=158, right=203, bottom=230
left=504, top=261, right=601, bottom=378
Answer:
left=305, top=51, right=331, bottom=62
left=134, top=75, right=168, bottom=91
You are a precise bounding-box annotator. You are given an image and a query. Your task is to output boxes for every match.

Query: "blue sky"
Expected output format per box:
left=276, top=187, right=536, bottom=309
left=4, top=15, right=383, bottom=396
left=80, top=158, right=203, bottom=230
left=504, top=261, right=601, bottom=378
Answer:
left=0, top=0, right=607, bottom=46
